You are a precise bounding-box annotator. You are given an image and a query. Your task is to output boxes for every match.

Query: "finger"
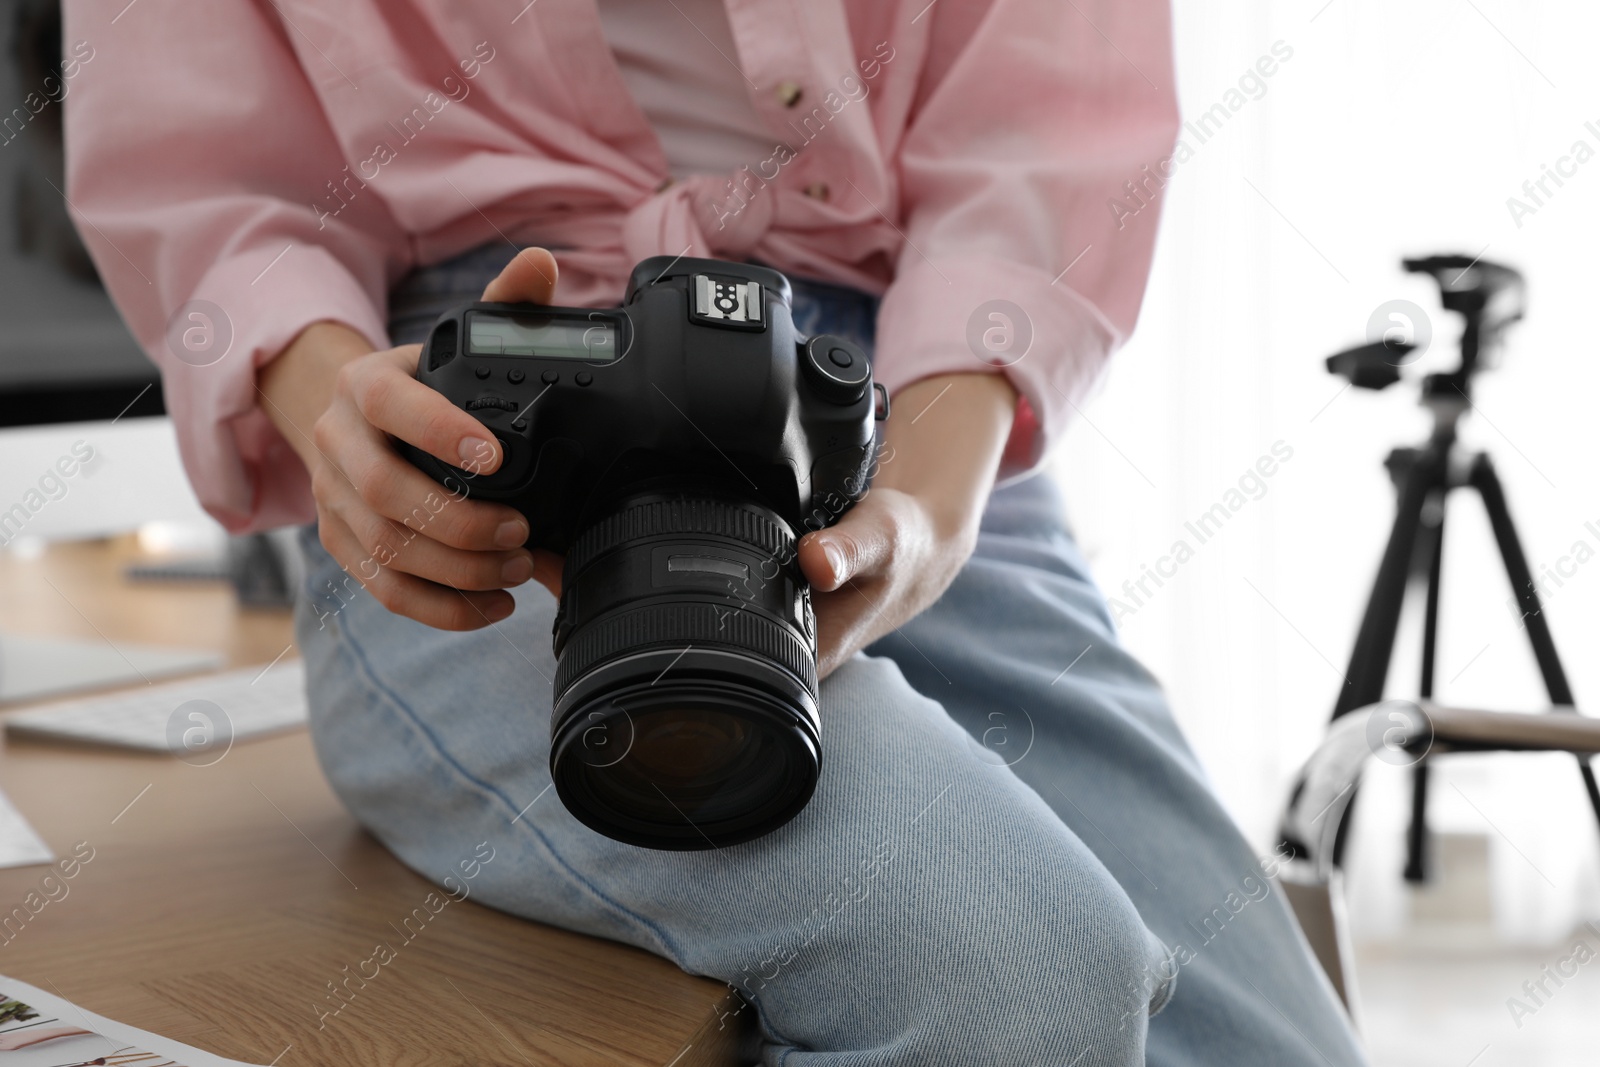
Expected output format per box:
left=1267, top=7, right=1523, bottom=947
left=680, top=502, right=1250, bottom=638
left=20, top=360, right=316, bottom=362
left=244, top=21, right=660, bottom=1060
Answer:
left=319, top=470, right=532, bottom=590
left=810, top=578, right=889, bottom=678
left=531, top=549, right=564, bottom=600
left=482, top=247, right=560, bottom=304
left=319, top=411, right=529, bottom=550
left=341, top=346, right=505, bottom=476
left=799, top=498, right=899, bottom=591
left=319, top=510, right=516, bottom=630
left=378, top=530, right=534, bottom=591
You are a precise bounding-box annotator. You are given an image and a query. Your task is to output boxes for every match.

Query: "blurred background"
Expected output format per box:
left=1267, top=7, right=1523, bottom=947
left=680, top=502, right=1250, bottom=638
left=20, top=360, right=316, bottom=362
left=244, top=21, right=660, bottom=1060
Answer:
left=0, top=0, right=198, bottom=554
left=2, top=0, right=1598, bottom=1062
left=1052, top=0, right=1600, bottom=1061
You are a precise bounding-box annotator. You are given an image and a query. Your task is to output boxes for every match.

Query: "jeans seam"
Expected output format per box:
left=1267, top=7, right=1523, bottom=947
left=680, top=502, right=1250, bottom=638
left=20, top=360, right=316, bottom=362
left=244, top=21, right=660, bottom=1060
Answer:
left=324, top=603, right=687, bottom=963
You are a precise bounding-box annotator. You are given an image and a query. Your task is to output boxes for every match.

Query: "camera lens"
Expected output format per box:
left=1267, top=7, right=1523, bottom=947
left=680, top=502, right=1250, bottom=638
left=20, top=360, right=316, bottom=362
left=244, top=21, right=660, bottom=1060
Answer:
left=550, top=496, right=821, bottom=849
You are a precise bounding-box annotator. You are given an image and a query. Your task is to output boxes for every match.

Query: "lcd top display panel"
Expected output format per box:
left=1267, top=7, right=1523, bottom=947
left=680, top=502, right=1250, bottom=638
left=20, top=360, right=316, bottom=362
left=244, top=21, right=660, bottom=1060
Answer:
left=467, top=311, right=617, bottom=361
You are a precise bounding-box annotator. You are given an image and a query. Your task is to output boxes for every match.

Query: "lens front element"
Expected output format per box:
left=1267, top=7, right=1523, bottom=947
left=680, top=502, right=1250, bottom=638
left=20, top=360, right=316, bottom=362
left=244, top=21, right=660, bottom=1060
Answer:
left=550, top=497, right=821, bottom=849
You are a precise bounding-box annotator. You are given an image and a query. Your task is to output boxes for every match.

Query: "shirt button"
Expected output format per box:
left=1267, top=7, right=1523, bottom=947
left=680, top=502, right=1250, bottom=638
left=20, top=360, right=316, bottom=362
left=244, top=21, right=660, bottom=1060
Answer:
left=775, top=81, right=803, bottom=108
left=804, top=181, right=830, bottom=202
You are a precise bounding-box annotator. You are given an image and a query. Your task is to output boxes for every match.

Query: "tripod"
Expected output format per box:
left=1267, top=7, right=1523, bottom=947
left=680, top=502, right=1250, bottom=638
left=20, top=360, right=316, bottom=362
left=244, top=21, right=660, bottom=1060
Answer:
left=1325, top=255, right=1600, bottom=880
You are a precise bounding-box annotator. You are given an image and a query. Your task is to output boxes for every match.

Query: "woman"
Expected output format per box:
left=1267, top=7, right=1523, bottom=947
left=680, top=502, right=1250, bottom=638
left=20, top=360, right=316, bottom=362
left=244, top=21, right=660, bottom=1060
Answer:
left=64, top=1, right=1364, bottom=1062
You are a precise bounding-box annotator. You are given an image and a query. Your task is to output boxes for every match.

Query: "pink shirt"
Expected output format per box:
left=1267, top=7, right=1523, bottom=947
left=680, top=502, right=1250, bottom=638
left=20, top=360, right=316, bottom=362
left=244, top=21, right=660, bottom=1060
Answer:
left=63, top=0, right=1177, bottom=533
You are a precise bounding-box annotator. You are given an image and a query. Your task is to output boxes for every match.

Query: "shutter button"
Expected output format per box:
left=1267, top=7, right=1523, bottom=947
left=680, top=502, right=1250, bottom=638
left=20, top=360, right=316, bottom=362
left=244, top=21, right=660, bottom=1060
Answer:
left=828, top=347, right=853, bottom=369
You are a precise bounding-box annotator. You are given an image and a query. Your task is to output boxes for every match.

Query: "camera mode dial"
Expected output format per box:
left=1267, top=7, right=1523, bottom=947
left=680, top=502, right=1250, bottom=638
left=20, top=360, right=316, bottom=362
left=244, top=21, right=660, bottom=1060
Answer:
left=802, top=335, right=870, bottom=405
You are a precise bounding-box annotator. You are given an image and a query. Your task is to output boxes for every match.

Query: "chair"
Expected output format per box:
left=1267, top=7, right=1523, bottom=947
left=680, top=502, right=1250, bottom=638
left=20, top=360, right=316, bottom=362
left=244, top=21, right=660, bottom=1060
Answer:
left=1276, top=698, right=1600, bottom=1009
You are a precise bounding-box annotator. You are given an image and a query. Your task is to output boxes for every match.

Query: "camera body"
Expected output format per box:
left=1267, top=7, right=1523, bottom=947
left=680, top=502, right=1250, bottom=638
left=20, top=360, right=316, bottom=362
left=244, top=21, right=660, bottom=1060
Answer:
left=401, top=256, right=881, bottom=849
left=404, top=255, right=878, bottom=557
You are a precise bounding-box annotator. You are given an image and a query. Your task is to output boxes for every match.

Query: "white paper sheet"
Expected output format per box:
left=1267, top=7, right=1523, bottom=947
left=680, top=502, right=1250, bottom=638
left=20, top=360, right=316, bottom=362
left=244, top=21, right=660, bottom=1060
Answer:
left=0, top=791, right=50, bottom=871
left=0, top=974, right=266, bottom=1067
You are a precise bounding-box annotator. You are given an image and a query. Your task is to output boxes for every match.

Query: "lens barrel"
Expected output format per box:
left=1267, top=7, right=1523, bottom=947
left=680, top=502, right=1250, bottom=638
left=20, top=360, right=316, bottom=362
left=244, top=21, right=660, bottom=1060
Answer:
left=550, top=495, right=821, bottom=849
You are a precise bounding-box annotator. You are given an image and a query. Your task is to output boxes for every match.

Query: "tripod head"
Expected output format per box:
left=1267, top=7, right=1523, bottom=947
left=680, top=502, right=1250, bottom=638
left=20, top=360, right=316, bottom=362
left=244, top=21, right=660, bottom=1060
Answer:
left=1402, top=255, right=1525, bottom=380
left=1326, top=254, right=1525, bottom=403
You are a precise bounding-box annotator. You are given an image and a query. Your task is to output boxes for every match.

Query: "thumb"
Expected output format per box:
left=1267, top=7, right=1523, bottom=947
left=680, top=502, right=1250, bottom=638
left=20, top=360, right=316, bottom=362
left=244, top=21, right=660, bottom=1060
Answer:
left=798, top=499, right=896, bottom=592
left=482, top=247, right=560, bottom=304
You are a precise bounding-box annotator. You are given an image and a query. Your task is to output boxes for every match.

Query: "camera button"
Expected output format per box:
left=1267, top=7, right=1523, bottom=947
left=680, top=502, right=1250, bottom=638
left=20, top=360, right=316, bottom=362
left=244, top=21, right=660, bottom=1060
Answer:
left=508, top=368, right=526, bottom=384
left=803, top=335, right=870, bottom=404
left=541, top=370, right=559, bottom=385
left=475, top=366, right=490, bottom=379
left=575, top=371, right=594, bottom=387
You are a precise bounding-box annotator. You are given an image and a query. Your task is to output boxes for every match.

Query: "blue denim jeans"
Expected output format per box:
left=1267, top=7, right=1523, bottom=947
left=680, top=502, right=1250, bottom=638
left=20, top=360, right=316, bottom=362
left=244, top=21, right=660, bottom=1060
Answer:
left=295, top=244, right=1365, bottom=1065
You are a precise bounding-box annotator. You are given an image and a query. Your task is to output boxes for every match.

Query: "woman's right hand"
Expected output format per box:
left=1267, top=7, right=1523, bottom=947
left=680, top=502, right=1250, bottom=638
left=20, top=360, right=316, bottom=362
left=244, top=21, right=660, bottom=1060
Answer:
left=259, top=248, right=565, bottom=630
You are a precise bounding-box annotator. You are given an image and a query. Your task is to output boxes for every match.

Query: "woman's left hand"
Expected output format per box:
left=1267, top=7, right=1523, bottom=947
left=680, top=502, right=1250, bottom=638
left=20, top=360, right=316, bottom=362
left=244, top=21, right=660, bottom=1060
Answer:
left=796, top=373, right=1018, bottom=678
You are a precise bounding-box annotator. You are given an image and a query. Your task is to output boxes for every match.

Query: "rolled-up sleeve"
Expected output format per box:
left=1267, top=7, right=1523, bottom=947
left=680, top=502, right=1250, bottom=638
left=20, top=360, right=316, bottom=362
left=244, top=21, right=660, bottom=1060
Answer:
left=872, top=0, right=1179, bottom=474
left=64, top=1, right=405, bottom=532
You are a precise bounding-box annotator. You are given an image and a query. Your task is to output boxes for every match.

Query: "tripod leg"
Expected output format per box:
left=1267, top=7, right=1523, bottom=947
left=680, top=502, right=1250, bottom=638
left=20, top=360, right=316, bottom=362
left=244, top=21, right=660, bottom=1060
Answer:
left=1333, top=448, right=1443, bottom=718
left=1469, top=453, right=1600, bottom=835
left=1330, top=448, right=1443, bottom=868
left=1404, top=762, right=1431, bottom=882
left=1405, top=497, right=1446, bottom=883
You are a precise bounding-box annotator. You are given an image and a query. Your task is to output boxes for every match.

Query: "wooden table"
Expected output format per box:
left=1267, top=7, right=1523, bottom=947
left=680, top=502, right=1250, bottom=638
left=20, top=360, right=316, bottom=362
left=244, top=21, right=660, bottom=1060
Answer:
left=0, top=536, right=751, bottom=1066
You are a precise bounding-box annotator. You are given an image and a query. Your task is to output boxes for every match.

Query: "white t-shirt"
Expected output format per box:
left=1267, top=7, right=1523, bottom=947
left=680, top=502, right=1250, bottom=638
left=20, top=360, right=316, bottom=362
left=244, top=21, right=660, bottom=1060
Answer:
left=596, top=0, right=776, bottom=180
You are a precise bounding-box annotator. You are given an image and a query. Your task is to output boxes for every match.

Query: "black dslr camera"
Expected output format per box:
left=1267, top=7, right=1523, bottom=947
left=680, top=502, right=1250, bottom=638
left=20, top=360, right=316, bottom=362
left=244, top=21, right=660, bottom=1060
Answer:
left=402, top=257, right=884, bottom=850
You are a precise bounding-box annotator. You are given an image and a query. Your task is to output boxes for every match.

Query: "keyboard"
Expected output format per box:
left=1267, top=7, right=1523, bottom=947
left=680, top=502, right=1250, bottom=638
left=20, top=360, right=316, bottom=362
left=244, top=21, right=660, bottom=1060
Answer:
left=4, top=659, right=308, bottom=754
